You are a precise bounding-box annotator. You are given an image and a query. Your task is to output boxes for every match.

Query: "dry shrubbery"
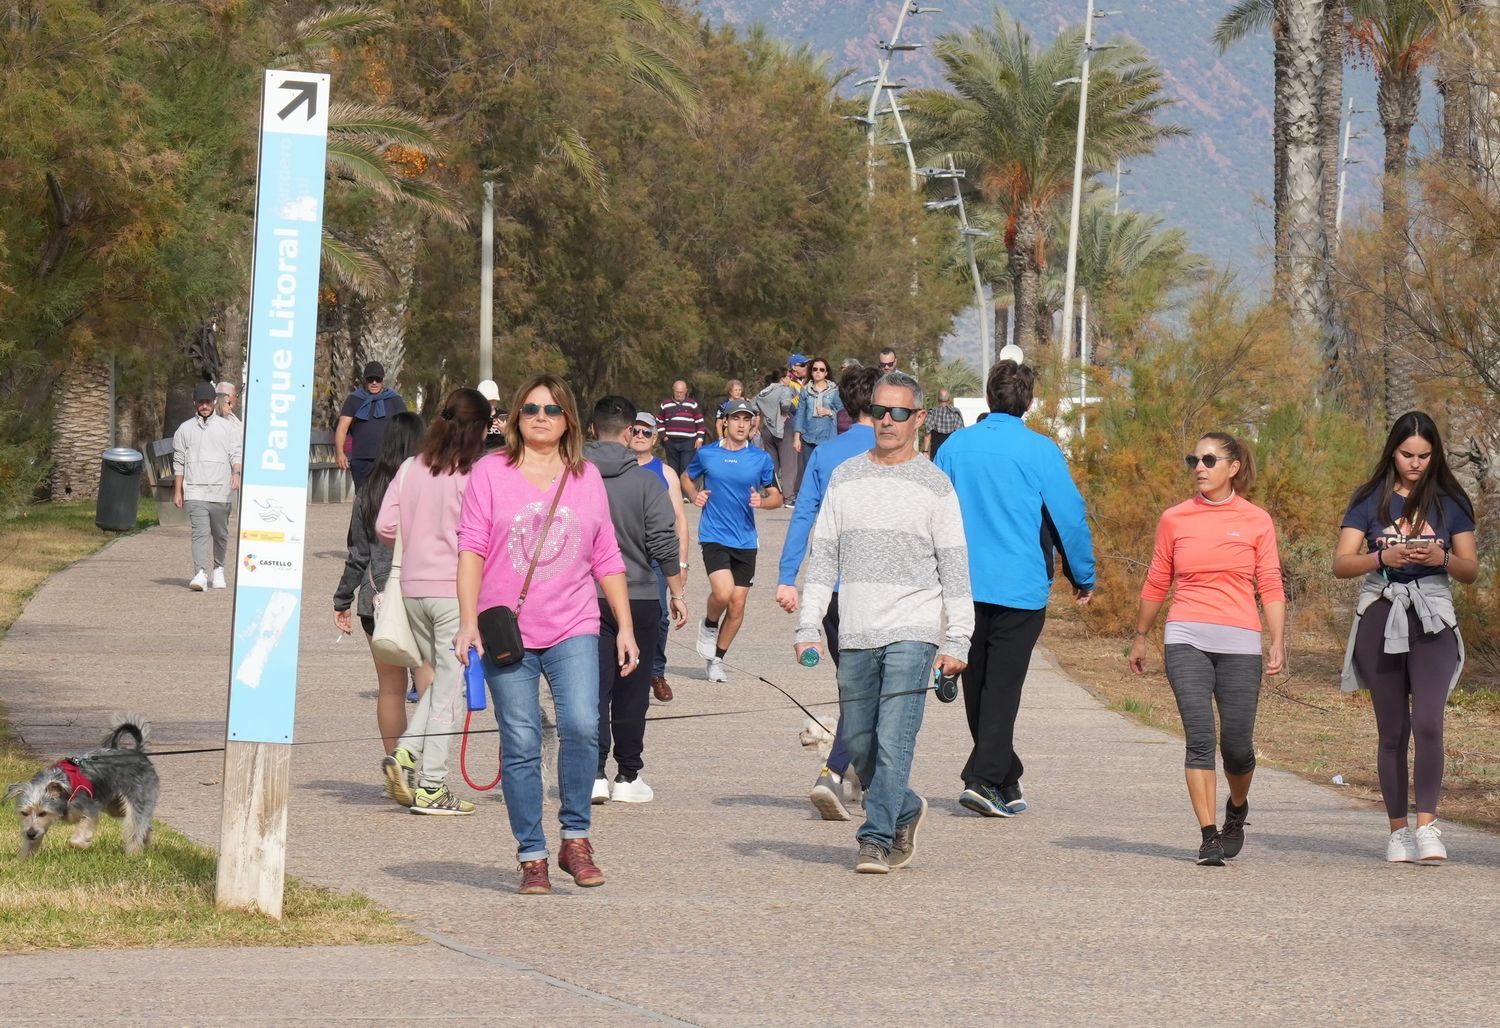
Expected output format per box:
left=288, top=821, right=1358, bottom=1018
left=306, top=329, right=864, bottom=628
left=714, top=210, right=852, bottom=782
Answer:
left=1066, top=279, right=1374, bottom=641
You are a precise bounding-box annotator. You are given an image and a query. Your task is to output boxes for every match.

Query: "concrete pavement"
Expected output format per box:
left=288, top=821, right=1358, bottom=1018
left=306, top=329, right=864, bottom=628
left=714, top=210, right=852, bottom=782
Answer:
left=2, top=502, right=1498, bottom=1024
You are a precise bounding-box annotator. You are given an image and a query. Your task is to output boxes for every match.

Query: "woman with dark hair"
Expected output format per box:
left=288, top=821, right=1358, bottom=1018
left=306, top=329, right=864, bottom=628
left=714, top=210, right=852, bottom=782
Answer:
left=375, top=388, right=492, bottom=816
left=1334, top=411, right=1478, bottom=864
left=334, top=411, right=428, bottom=756
left=791, top=357, right=842, bottom=461
left=453, top=373, right=636, bottom=895
left=1129, top=433, right=1285, bottom=866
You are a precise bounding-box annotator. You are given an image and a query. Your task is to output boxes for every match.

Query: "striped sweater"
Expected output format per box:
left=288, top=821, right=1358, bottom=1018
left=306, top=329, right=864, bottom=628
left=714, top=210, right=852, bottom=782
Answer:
left=796, top=452, right=973, bottom=659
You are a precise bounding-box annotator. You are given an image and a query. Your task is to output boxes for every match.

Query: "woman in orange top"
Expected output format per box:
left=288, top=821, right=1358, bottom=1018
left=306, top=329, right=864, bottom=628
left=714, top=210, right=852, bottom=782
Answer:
left=1128, top=433, right=1286, bottom=866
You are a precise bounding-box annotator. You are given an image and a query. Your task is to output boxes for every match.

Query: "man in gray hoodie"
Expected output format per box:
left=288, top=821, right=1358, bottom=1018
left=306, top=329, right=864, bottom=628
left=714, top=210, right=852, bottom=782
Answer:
left=585, top=396, right=688, bottom=804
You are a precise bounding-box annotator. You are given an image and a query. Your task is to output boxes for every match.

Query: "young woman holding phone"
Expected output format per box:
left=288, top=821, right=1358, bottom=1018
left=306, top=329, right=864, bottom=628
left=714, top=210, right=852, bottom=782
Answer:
left=1129, top=433, right=1285, bottom=866
left=1334, top=411, right=1478, bottom=864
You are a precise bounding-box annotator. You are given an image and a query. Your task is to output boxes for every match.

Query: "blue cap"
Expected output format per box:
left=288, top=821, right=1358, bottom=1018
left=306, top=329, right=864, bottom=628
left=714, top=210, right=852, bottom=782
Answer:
left=788, top=353, right=809, bottom=367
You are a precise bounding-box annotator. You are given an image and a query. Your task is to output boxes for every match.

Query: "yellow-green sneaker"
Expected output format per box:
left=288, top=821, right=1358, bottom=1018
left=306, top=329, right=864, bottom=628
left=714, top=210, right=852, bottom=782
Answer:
left=381, top=747, right=417, bottom=806
left=410, top=785, right=475, bottom=816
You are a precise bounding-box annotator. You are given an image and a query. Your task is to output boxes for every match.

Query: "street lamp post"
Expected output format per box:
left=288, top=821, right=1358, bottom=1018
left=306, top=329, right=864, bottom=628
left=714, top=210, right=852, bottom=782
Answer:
left=1334, top=98, right=1365, bottom=249
left=923, top=157, right=992, bottom=372
left=479, top=181, right=494, bottom=382
left=1060, top=3, right=1120, bottom=359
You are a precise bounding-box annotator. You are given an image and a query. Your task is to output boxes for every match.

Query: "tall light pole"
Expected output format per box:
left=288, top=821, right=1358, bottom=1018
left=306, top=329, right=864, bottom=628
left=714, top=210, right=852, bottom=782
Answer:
left=924, top=156, right=992, bottom=372
left=860, top=4, right=939, bottom=196
left=1113, top=160, right=1131, bottom=214
left=479, top=181, right=494, bottom=382
left=1334, top=99, right=1365, bottom=249
left=1060, top=4, right=1120, bottom=359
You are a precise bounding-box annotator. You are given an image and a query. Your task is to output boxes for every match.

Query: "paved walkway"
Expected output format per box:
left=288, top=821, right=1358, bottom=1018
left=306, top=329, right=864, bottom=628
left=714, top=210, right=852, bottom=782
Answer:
left=3, top=503, right=1499, bottom=1024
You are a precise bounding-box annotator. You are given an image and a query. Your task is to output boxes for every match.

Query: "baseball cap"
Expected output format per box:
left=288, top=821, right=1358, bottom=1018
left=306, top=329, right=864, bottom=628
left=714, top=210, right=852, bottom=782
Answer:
left=634, top=411, right=658, bottom=429
left=193, top=382, right=218, bottom=403
left=476, top=379, right=501, bottom=402
left=788, top=353, right=809, bottom=367
left=723, top=399, right=755, bottom=417
left=363, top=361, right=385, bottom=380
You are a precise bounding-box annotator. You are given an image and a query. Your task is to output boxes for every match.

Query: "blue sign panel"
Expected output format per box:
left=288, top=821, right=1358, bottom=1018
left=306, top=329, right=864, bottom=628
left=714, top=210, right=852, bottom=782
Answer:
left=225, top=70, right=330, bottom=743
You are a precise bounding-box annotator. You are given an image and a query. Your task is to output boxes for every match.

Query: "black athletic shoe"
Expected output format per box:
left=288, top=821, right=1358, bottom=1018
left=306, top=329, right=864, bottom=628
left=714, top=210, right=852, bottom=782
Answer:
left=1197, top=832, right=1226, bottom=866
left=1220, top=802, right=1249, bottom=859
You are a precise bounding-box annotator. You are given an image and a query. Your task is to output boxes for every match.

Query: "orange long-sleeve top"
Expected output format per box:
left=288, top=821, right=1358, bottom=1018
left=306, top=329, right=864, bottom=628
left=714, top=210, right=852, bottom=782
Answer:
left=1140, top=494, right=1285, bottom=632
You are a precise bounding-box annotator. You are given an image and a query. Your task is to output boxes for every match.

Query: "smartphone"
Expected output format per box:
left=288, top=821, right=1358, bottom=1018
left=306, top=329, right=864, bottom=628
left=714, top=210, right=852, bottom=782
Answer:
left=1401, top=535, right=1438, bottom=549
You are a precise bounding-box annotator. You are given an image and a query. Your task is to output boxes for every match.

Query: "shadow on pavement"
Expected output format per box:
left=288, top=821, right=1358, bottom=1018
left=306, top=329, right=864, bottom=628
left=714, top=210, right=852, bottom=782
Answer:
left=1050, top=835, right=1191, bottom=863
left=714, top=792, right=814, bottom=811
left=301, top=778, right=402, bottom=807
left=730, top=839, right=849, bottom=865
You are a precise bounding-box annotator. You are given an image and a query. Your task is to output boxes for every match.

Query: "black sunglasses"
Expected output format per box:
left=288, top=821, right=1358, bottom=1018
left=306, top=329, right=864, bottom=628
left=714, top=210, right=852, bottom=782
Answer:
left=521, top=403, right=565, bottom=418
left=878, top=361, right=896, bottom=370
left=629, top=426, right=654, bottom=437
left=1184, top=453, right=1226, bottom=469
left=869, top=403, right=917, bottom=423
left=811, top=366, right=829, bottom=373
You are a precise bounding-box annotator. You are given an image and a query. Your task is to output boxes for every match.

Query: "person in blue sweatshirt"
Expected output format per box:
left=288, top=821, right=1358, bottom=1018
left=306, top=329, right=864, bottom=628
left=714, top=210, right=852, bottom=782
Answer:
left=934, top=359, right=1095, bottom=818
left=775, top=364, right=880, bottom=821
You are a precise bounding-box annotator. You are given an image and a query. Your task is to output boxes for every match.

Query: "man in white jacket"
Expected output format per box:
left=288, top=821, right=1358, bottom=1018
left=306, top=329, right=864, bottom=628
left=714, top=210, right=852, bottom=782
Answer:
left=794, top=371, right=972, bottom=874
left=173, top=381, right=243, bottom=590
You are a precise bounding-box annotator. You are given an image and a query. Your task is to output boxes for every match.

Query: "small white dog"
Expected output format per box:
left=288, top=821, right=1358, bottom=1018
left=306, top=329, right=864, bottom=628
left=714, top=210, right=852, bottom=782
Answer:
left=799, top=716, right=862, bottom=807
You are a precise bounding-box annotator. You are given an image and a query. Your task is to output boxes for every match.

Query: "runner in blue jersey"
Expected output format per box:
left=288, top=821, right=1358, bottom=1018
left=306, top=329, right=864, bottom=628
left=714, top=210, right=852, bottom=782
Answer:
left=682, top=399, right=782, bottom=682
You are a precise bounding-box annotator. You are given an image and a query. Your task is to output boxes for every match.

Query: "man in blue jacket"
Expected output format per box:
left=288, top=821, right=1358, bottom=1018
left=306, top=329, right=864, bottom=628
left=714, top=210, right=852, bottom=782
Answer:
left=775, top=364, right=880, bottom=820
left=934, top=359, right=1095, bottom=818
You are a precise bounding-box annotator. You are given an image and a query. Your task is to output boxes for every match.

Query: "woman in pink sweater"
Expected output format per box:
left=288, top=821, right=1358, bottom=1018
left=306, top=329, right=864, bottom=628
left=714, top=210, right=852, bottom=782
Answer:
left=453, top=374, right=636, bottom=896
left=376, top=388, right=491, bottom=816
left=1128, top=433, right=1286, bottom=866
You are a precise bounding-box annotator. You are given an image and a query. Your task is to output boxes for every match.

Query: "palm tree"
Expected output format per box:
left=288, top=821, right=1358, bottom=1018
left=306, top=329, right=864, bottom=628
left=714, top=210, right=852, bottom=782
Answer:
left=1281, top=0, right=1333, bottom=352
left=1350, top=0, right=1439, bottom=421
left=905, top=11, right=1183, bottom=354
left=1215, top=1, right=1345, bottom=301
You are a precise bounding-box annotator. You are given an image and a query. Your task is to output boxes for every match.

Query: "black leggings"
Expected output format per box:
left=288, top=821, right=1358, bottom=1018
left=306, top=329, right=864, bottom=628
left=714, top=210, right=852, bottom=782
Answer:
left=1163, top=644, right=1262, bottom=775
left=1352, top=599, right=1458, bottom=820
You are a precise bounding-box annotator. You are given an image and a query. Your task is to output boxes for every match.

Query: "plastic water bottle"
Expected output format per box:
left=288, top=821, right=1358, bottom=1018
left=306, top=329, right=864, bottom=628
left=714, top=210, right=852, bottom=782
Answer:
left=799, top=647, right=820, bottom=668
left=464, top=647, right=487, bottom=712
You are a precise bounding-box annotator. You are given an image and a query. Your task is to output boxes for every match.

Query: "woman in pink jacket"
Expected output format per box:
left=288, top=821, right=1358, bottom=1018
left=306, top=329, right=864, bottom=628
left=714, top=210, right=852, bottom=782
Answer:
left=454, top=374, right=638, bottom=896
left=377, top=388, right=490, bottom=816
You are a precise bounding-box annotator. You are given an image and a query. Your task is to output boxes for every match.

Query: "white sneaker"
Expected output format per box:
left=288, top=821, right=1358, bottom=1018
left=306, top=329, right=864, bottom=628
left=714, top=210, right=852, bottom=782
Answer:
left=188, top=569, right=208, bottom=591
left=1386, top=826, right=1419, bottom=863
left=591, top=777, right=610, bottom=804
left=211, top=566, right=227, bottom=589
left=1415, top=822, right=1447, bottom=863
left=706, top=657, right=727, bottom=683
left=696, top=620, right=719, bottom=659
left=611, top=775, right=654, bottom=803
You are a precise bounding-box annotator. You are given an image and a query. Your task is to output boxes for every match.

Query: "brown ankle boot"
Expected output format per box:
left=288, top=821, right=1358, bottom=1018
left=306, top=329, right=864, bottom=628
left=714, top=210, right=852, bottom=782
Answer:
left=557, top=838, right=605, bottom=887
left=518, top=858, right=551, bottom=895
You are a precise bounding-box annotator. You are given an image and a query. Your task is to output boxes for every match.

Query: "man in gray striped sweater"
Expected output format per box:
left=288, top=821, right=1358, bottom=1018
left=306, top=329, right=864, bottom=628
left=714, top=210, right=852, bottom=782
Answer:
left=794, top=371, right=973, bottom=874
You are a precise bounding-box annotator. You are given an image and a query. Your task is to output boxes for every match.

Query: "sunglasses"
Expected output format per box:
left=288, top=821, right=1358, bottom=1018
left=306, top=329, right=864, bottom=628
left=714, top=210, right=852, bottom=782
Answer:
left=869, top=404, right=917, bottom=422
left=811, top=366, right=828, bottom=374
left=878, top=361, right=896, bottom=370
left=521, top=403, right=564, bottom=418
left=629, top=426, right=654, bottom=438
left=1184, top=453, right=1227, bottom=469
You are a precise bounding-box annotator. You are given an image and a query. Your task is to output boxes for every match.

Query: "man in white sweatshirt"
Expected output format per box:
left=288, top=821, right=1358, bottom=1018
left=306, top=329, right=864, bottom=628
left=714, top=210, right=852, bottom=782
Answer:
left=173, top=381, right=243, bottom=591
left=794, top=371, right=972, bottom=874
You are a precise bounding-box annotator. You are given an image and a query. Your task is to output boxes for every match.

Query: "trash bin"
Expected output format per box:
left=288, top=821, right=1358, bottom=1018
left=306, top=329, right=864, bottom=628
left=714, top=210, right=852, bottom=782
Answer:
left=96, top=447, right=144, bottom=531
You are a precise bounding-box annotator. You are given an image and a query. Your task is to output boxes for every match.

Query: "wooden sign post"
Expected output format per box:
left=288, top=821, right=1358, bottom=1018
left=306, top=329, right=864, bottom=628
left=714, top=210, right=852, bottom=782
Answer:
left=216, top=69, right=330, bottom=919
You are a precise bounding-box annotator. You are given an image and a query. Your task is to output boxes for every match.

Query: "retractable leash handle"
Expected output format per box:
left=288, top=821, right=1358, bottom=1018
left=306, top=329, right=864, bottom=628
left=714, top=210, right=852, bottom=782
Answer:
left=459, top=646, right=501, bottom=791
left=934, top=668, right=959, bottom=703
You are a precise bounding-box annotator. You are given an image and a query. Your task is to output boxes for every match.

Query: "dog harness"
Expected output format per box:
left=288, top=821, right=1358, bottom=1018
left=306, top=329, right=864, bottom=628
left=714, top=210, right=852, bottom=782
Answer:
left=54, top=759, right=95, bottom=800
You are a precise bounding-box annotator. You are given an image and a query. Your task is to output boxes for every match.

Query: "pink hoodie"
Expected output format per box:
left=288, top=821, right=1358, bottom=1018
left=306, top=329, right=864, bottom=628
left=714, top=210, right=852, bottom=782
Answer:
left=376, top=457, right=469, bottom=598
left=457, top=455, right=625, bottom=649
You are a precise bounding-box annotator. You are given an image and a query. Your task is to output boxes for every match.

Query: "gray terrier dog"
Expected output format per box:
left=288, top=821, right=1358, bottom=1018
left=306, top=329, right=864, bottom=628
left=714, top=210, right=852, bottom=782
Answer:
left=5, top=717, right=159, bottom=859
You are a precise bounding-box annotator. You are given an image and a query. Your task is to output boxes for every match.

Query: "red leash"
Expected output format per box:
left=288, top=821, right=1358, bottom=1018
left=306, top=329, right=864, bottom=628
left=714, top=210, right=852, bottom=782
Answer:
left=459, top=709, right=502, bottom=791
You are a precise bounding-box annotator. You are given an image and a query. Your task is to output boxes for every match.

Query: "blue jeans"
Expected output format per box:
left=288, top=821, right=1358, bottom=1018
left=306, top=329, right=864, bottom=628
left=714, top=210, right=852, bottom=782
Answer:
left=837, top=641, right=934, bottom=849
left=485, top=633, right=599, bottom=862
left=653, top=564, right=670, bottom=679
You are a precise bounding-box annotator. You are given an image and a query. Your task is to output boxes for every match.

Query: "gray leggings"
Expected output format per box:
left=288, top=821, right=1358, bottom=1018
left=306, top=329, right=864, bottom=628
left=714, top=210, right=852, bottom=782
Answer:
left=1164, top=644, right=1263, bottom=774
left=1352, top=599, right=1457, bottom=820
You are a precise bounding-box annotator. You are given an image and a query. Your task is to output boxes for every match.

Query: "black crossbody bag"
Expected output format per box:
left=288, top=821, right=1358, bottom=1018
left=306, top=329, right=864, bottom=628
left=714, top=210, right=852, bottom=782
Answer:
left=478, top=474, right=567, bottom=667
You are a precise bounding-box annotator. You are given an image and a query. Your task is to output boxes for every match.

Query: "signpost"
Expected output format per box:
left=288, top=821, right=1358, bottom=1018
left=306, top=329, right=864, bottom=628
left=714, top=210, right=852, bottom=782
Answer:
left=216, top=69, right=330, bottom=919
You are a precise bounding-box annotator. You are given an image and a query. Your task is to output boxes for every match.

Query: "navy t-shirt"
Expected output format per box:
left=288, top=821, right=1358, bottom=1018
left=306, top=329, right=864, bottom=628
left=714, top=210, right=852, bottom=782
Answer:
left=1341, top=488, right=1475, bottom=583
left=339, top=391, right=408, bottom=460
left=686, top=441, right=776, bottom=550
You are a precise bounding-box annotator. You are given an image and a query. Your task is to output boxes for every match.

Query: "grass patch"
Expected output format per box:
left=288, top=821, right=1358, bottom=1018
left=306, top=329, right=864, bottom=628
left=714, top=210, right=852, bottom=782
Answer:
left=0, top=500, right=156, bottom=643
left=1049, top=586, right=1500, bottom=834
left=0, top=500, right=415, bottom=953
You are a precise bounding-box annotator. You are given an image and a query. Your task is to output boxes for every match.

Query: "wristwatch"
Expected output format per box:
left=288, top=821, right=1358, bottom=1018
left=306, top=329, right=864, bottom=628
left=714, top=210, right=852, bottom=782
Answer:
left=679, top=561, right=689, bottom=569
